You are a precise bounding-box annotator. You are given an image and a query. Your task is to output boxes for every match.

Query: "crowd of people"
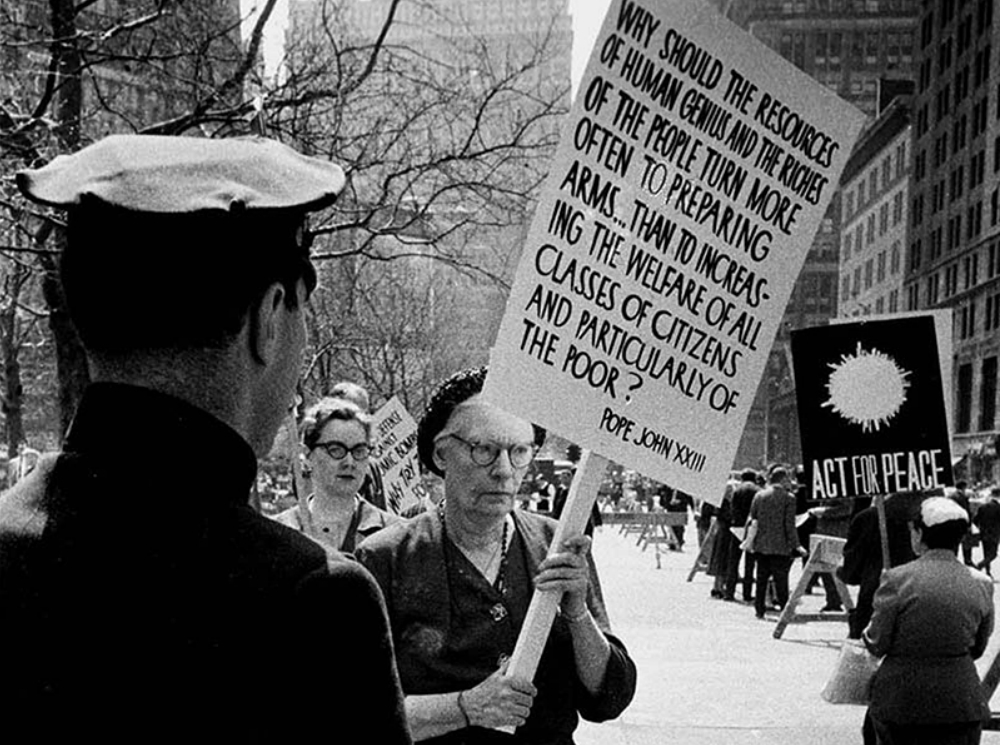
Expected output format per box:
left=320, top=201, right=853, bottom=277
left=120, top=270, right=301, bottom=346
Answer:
left=3, top=133, right=1000, bottom=745
left=0, top=135, right=636, bottom=744
left=669, top=466, right=998, bottom=745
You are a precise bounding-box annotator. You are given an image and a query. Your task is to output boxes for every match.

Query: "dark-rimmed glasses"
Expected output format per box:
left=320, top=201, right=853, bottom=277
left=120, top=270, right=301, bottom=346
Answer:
left=439, top=433, right=536, bottom=468
left=313, top=441, right=371, bottom=461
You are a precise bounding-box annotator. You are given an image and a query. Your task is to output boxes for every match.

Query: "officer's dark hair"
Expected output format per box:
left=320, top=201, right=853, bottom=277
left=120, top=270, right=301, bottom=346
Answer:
left=417, top=366, right=545, bottom=477
left=61, top=200, right=317, bottom=354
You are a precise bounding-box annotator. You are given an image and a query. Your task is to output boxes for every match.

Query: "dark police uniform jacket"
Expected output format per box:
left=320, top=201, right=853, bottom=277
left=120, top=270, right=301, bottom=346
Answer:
left=0, top=383, right=411, bottom=743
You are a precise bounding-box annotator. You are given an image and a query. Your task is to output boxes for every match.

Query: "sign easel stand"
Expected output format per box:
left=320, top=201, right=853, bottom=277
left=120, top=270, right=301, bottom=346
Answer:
left=687, top=518, right=719, bottom=581
left=774, top=494, right=891, bottom=640
left=496, top=449, right=608, bottom=733
left=772, top=534, right=854, bottom=639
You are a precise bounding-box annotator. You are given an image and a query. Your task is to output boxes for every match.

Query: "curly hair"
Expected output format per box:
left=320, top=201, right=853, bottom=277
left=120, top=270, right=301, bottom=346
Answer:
left=417, top=366, right=545, bottom=476
left=301, top=397, right=372, bottom=451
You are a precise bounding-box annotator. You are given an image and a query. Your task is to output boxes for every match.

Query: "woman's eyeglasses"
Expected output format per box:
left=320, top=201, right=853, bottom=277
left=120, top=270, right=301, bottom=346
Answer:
left=313, top=441, right=371, bottom=461
left=440, top=433, right=535, bottom=468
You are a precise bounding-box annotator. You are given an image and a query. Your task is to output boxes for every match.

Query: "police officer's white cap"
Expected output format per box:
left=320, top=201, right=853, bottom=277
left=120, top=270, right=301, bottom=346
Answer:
left=16, top=134, right=346, bottom=214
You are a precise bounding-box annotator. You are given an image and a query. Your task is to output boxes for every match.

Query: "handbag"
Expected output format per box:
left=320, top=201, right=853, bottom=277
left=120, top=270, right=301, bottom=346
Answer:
left=821, top=638, right=881, bottom=705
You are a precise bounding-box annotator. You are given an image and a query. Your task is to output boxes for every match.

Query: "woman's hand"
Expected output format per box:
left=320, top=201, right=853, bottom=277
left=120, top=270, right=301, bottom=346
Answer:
left=535, top=534, right=592, bottom=617
left=462, top=665, right=536, bottom=729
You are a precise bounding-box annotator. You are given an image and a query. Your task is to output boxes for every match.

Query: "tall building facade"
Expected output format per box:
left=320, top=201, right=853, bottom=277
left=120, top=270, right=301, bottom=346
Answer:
left=723, top=0, right=919, bottom=468
left=906, top=0, right=997, bottom=482
left=839, top=98, right=911, bottom=319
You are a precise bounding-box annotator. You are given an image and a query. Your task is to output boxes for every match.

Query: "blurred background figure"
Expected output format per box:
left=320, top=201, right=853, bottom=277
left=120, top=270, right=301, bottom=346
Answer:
left=328, top=380, right=388, bottom=510
left=974, top=487, right=1000, bottom=577
left=275, top=398, right=400, bottom=553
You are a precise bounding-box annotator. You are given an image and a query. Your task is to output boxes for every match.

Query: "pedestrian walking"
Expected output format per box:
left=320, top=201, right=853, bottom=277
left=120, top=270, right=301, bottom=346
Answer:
left=975, top=486, right=1000, bottom=577
left=951, top=480, right=977, bottom=566
left=725, top=468, right=759, bottom=602
left=748, top=466, right=806, bottom=620
left=0, top=135, right=410, bottom=743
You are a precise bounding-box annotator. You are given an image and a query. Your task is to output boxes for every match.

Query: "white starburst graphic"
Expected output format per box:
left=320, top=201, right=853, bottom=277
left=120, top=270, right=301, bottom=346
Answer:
left=821, top=342, right=911, bottom=433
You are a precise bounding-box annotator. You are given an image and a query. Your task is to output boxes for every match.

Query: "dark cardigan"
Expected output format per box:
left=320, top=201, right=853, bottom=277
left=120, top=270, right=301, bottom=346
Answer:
left=358, top=508, right=637, bottom=744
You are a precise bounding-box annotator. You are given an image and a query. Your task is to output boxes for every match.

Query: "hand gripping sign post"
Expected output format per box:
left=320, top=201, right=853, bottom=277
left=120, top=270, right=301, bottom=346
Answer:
left=482, top=0, right=864, bottom=718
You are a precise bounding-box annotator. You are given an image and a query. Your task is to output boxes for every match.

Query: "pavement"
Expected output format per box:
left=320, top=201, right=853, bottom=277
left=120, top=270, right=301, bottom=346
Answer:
left=573, top=523, right=1000, bottom=745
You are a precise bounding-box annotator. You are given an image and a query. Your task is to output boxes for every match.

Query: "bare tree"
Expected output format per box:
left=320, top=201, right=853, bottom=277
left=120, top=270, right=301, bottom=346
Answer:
left=0, top=0, right=570, bottom=443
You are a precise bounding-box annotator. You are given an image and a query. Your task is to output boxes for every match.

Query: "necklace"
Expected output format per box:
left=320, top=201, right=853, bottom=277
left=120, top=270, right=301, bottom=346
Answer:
left=440, top=503, right=511, bottom=622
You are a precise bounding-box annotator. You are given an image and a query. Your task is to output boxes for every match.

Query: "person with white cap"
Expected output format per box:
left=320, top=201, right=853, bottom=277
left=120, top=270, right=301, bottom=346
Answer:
left=863, top=495, right=994, bottom=745
left=0, top=135, right=410, bottom=743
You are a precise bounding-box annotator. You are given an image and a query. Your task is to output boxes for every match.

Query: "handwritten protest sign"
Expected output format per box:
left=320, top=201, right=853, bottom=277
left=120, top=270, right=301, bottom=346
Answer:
left=484, top=0, right=865, bottom=503
left=370, top=396, right=422, bottom=515
left=792, top=313, right=954, bottom=500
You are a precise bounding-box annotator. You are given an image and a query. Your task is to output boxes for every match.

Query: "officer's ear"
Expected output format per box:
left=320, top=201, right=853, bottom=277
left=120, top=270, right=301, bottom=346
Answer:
left=249, top=282, right=287, bottom=365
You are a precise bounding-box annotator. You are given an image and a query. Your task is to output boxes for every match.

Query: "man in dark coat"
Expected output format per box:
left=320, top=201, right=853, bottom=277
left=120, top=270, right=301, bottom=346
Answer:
left=975, top=486, right=1000, bottom=576
left=951, top=480, right=977, bottom=566
left=725, top=469, right=759, bottom=601
left=0, top=136, right=410, bottom=743
left=748, top=466, right=805, bottom=619
left=838, top=492, right=920, bottom=638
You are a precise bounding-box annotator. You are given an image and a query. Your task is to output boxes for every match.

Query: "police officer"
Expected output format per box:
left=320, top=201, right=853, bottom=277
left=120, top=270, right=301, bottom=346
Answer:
left=0, top=135, right=410, bottom=743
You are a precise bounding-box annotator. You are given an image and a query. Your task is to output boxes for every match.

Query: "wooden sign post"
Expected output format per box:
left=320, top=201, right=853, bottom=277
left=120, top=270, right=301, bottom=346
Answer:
left=503, top=450, right=609, bottom=688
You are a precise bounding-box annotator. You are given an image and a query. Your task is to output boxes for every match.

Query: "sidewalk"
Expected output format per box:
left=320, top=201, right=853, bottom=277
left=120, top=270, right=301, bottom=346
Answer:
left=574, top=524, right=1000, bottom=745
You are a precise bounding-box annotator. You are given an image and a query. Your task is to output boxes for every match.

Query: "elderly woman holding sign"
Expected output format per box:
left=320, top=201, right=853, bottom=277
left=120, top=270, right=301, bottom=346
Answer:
left=357, top=366, right=636, bottom=744
left=274, top=398, right=400, bottom=553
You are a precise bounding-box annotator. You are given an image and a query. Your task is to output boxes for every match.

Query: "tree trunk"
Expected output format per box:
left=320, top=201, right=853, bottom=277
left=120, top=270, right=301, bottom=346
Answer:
left=39, top=247, right=89, bottom=442
left=1, top=265, right=25, bottom=457
left=44, top=0, right=90, bottom=440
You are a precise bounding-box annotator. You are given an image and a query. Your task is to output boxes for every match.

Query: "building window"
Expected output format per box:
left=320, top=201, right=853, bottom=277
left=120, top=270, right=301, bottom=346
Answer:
left=958, top=362, right=973, bottom=433
left=986, top=292, right=1000, bottom=331
left=959, top=302, right=976, bottom=340
left=891, top=241, right=901, bottom=274
left=945, top=263, right=959, bottom=297
left=928, top=272, right=940, bottom=305
left=964, top=251, right=979, bottom=289
left=889, top=288, right=899, bottom=313
left=877, top=251, right=887, bottom=282
left=989, top=241, right=1000, bottom=278
left=981, top=357, right=998, bottom=432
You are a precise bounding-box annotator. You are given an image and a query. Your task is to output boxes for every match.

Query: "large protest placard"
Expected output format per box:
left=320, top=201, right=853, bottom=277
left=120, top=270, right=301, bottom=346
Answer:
left=483, top=0, right=866, bottom=502
left=370, top=396, right=422, bottom=515
left=792, top=314, right=954, bottom=501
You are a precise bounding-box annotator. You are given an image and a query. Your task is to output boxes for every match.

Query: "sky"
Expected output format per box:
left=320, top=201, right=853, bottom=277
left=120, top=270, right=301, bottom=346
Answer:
left=242, top=0, right=614, bottom=95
